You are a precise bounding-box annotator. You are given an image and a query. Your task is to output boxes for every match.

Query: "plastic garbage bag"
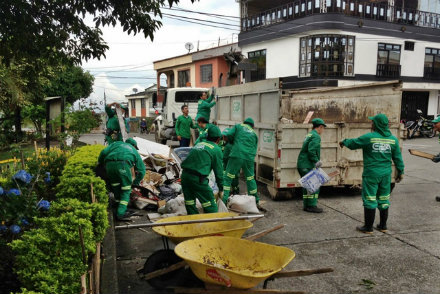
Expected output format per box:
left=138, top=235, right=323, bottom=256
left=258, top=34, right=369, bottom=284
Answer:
left=227, top=195, right=259, bottom=214
left=217, top=198, right=229, bottom=213
left=298, top=168, right=330, bottom=194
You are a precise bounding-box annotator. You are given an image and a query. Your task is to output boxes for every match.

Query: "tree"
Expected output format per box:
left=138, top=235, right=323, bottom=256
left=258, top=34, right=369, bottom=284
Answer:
left=0, top=0, right=196, bottom=65
left=43, top=65, right=94, bottom=105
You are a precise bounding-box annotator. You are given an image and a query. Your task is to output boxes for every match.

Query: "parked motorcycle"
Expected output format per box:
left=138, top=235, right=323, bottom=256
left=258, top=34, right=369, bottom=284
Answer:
left=405, top=109, right=436, bottom=139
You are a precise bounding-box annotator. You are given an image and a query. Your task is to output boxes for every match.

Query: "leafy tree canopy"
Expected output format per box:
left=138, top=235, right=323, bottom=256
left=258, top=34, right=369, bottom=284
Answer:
left=0, top=0, right=196, bottom=65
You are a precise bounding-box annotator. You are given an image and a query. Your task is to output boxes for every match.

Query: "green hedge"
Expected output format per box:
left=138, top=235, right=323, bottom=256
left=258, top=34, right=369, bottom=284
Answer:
left=10, top=145, right=108, bottom=294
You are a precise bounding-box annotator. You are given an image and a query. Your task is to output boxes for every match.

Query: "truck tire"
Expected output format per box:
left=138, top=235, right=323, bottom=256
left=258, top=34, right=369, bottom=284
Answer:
left=267, top=186, right=294, bottom=200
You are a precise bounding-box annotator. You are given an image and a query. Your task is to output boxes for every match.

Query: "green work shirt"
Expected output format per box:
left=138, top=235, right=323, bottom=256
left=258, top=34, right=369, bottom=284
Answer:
left=98, top=141, right=146, bottom=186
left=196, top=94, right=216, bottom=122
left=175, top=115, right=196, bottom=139
left=181, top=141, right=224, bottom=191
left=227, top=123, right=258, bottom=162
left=297, top=129, right=321, bottom=170
left=342, top=132, right=405, bottom=178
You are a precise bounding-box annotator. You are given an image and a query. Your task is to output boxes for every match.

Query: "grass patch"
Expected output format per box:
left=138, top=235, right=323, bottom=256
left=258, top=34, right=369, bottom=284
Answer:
left=0, top=145, right=35, bottom=162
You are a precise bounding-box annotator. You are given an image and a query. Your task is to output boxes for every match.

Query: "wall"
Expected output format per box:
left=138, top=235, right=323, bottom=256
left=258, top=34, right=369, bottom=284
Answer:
left=194, top=56, right=232, bottom=88
left=240, top=29, right=440, bottom=78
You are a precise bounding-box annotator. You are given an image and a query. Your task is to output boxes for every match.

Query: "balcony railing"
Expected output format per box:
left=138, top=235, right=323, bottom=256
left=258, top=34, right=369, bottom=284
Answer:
left=424, top=67, right=440, bottom=80
left=241, top=0, right=440, bottom=32
left=376, top=64, right=401, bottom=78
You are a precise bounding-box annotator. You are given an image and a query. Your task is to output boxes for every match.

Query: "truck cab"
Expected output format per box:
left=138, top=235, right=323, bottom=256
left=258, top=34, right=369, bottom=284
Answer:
left=154, top=87, right=208, bottom=144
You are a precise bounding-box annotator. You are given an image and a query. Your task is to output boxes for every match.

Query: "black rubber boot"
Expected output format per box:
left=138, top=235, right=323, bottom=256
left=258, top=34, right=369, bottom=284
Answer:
left=376, top=208, right=388, bottom=232
left=436, top=196, right=440, bottom=202
left=304, top=206, right=323, bottom=213
left=357, top=208, right=375, bottom=234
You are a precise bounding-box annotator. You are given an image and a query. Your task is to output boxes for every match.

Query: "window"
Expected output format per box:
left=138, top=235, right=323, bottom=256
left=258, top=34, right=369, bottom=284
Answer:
left=299, top=35, right=355, bottom=78
left=178, top=70, right=190, bottom=87
left=200, top=64, right=213, bottom=83
left=424, top=48, right=440, bottom=79
left=175, top=91, right=204, bottom=103
left=131, top=100, right=136, bottom=109
left=404, top=41, right=415, bottom=51
left=141, top=98, right=146, bottom=108
left=377, top=43, right=401, bottom=78
left=248, top=49, right=266, bottom=82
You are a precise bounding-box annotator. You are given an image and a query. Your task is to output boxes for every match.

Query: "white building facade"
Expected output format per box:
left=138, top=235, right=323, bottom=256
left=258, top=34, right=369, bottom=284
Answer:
left=239, top=0, right=440, bottom=121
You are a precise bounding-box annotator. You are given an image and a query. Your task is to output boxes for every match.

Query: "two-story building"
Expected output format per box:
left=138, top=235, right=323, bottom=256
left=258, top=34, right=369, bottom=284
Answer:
left=125, top=84, right=166, bottom=118
left=154, top=43, right=242, bottom=92
left=239, top=0, right=440, bottom=121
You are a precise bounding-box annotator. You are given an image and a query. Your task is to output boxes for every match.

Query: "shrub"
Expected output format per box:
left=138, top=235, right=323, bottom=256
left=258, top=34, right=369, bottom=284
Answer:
left=56, top=175, right=107, bottom=203
left=10, top=213, right=94, bottom=294
left=50, top=198, right=108, bottom=242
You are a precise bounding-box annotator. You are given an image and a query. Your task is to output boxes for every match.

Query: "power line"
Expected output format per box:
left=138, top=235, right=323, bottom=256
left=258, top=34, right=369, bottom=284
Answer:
left=162, top=15, right=238, bottom=31
left=165, top=7, right=241, bottom=20
left=161, top=12, right=239, bottom=28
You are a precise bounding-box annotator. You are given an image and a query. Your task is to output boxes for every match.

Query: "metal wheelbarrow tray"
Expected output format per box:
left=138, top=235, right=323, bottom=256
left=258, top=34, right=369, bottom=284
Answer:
left=174, top=236, right=333, bottom=294
left=152, top=212, right=253, bottom=244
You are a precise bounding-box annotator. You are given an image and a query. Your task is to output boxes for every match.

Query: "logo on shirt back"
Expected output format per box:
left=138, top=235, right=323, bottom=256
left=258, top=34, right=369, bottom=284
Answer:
left=372, top=143, right=391, bottom=153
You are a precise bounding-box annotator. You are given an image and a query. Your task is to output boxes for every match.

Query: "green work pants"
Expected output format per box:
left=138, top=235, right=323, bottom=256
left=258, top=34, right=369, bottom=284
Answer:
left=181, top=170, right=218, bottom=215
left=105, top=161, right=133, bottom=218
left=298, top=168, right=320, bottom=208
left=224, top=159, right=239, bottom=195
left=223, top=158, right=258, bottom=204
left=362, top=175, right=391, bottom=210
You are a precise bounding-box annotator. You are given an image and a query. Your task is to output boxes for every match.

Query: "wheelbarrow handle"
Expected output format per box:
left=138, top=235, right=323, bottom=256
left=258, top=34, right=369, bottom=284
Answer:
left=271, top=267, right=334, bottom=278
left=115, top=214, right=265, bottom=230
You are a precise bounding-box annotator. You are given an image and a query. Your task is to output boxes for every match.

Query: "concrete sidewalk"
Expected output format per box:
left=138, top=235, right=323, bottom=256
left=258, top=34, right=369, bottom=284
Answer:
left=111, top=137, right=440, bottom=294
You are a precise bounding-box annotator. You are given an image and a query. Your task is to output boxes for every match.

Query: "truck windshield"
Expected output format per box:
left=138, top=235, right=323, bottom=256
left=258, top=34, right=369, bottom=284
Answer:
left=175, top=91, right=204, bottom=103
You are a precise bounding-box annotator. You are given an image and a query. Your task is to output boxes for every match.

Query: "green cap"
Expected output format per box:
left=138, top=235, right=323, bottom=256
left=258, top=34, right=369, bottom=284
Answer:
left=125, top=138, right=138, bottom=150
left=312, top=118, right=327, bottom=127
left=432, top=116, right=440, bottom=123
left=222, top=128, right=230, bottom=136
left=244, top=117, right=255, bottom=127
left=208, top=125, right=222, bottom=138
left=121, top=105, right=129, bottom=111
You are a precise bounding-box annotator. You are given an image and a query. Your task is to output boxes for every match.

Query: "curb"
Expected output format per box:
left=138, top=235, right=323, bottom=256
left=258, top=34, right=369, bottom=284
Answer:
left=101, top=210, right=119, bottom=294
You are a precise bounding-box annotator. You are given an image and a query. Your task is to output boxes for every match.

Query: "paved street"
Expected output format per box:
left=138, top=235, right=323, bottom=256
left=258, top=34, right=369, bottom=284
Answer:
left=82, top=134, right=440, bottom=294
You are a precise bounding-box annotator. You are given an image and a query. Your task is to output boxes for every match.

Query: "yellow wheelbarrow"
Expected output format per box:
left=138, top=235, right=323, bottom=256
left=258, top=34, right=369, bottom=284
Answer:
left=173, top=236, right=333, bottom=294
left=131, top=213, right=284, bottom=290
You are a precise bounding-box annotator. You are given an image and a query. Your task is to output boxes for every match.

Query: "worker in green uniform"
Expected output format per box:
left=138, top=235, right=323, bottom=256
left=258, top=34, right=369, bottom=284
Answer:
left=181, top=125, right=224, bottom=214
left=175, top=105, right=196, bottom=147
left=98, top=138, right=146, bottom=220
left=340, top=113, right=404, bottom=233
left=222, top=117, right=258, bottom=205
left=105, top=102, right=130, bottom=144
left=297, top=118, right=326, bottom=213
left=220, top=128, right=240, bottom=195
left=194, top=117, right=213, bottom=145
left=195, top=90, right=216, bottom=124
left=430, top=116, right=440, bottom=201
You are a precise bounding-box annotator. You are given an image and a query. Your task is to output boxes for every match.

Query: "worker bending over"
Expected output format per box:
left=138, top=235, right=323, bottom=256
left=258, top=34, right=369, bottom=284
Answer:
left=297, top=118, right=326, bottom=213
left=98, top=138, right=146, bottom=220
left=222, top=117, right=258, bottom=205
left=340, top=114, right=404, bottom=233
left=181, top=125, right=224, bottom=214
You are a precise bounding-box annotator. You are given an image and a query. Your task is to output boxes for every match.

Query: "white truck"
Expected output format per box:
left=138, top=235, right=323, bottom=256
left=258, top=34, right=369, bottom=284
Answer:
left=153, top=87, right=208, bottom=144
left=215, top=79, right=404, bottom=199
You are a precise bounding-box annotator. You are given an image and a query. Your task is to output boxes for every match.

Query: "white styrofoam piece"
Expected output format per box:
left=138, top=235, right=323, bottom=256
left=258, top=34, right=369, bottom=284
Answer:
left=133, top=136, right=178, bottom=162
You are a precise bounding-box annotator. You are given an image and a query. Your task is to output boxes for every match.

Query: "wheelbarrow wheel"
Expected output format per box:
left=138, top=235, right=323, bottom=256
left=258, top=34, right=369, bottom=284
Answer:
left=141, top=249, right=186, bottom=290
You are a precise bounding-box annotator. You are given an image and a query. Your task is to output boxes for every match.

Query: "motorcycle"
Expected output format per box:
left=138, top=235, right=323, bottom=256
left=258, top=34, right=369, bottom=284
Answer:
left=405, top=109, right=436, bottom=139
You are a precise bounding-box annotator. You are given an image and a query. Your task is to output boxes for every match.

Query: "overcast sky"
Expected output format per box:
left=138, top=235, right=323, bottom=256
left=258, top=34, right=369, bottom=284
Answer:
left=81, top=0, right=240, bottom=107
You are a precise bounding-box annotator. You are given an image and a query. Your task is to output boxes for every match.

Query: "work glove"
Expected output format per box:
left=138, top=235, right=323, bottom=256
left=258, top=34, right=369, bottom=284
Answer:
left=432, top=153, right=440, bottom=163
left=395, top=174, right=404, bottom=183
left=315, top=161, right=322, bottom=169
left=339, top=141, right=344, bottom=148
left=218, top=191, right=224, bottom=200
